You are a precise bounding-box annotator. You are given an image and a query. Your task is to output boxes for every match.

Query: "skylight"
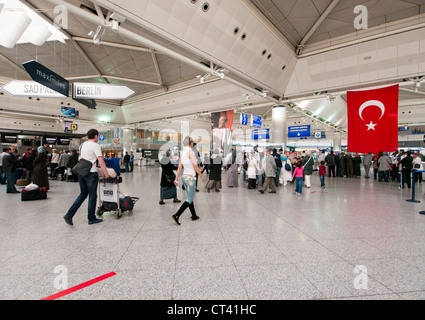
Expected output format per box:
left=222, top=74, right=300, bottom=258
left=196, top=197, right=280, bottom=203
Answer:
left=0, top=0, right=68, bottom=48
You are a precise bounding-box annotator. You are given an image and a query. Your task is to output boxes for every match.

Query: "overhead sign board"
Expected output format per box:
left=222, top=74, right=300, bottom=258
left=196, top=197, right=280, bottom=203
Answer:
left=252, top=129, right=270, bottom=140
left=288, top=125, right=311, bottom=138
left=1, top=81, right=67, bottom=98
left=314, top=131, right=326, bottom=139
left=72, top=83, right=136, bottom=100
left=240, top=113, right=248, bottom=126
left=22, top=60, right=69, bottom=97
left=61, top=107, right=79, bottom=118
left=251, top=115, right=262, bottom=128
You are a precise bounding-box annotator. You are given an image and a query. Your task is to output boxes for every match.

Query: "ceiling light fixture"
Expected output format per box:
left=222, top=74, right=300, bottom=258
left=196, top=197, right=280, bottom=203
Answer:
left=196, top=73, right=210, bottom=84
left=92, top=25, right=106, bottom=45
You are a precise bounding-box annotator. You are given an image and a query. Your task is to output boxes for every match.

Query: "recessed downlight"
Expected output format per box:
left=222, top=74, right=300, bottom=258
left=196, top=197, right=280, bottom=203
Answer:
left=202, top=2, right=209, bottom=12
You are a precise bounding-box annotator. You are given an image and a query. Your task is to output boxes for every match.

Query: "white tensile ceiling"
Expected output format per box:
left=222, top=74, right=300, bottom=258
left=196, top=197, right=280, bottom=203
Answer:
left=0, top=0, right=424, bottom=136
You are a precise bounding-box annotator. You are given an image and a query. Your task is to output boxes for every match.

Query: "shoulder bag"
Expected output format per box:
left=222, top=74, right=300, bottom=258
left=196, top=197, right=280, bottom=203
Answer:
left=71, top=143, right=93, bottom=177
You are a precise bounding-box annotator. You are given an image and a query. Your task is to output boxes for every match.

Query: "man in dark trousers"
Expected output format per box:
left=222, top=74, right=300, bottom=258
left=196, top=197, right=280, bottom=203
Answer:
left=399, top=151, right=413, bottom=189
left=2, top=146, right=19, bottom=194
left=272, top=148, right=282, bottom=187
left=123, top=152, right=130, bottom=172
left=325, top=151, right=337, bottom=177
left=64, top=129, right=110, bottom=226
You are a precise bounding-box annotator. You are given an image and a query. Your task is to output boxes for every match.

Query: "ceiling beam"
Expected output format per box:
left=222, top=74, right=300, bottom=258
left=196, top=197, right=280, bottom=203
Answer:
left=296, top=0, right=340, bottom=55
left=72, top=37, right=152, bottom=53
left=151, top=51, right=166, bottom=91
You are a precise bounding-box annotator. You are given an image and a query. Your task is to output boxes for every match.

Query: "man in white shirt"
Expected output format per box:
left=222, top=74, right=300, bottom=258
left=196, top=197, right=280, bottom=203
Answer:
left=64, top=129, right=110, bottom=226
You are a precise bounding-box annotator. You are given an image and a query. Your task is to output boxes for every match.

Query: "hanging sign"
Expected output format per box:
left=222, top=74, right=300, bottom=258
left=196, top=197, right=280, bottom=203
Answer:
left=72, top=83, right=136, bottom=100
left=22, top=60, right=69, bottom=97
left=1, top=80, right=66, bottom=98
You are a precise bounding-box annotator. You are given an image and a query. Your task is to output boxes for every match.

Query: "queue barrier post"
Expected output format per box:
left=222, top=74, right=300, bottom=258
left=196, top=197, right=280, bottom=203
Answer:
left=406, top=170, right=423, bottom=203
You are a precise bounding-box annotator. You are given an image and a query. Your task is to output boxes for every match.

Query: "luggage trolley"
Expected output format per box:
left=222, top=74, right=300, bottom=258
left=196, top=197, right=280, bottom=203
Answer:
left=96, top=158, right=139, bottom=219
left=97, top=177, right=124, bottom=219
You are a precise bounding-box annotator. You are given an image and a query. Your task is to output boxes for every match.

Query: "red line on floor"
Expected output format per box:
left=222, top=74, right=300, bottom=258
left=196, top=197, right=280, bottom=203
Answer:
left=41, top=272, right=116, bottom=300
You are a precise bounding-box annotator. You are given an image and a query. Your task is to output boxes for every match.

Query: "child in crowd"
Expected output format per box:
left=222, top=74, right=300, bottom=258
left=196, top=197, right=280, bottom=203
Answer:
left=292, top=161, right=304, bottom=198
left=319, top=161, right=326, bottom=188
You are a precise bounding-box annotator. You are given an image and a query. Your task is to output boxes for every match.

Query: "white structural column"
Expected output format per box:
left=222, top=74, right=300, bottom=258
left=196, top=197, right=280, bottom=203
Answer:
left=333, top=132, right=342, bottom=152
left=122, top=128, right=134, bottom=154
left=272, top=105, right=287, bottom=149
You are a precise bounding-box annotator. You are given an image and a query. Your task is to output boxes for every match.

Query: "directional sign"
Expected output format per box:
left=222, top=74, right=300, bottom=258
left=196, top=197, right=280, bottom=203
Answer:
left=252, top=129, right=270, bottom=140
left=22, top=60, right=69, bottom=97
left=240, top=113, right=248, bottom=126
left=288, top=125, right=311, bottom=138
left=71, top=124, right=78, bottom=131
left=250, top=115, right=262, bottom=128
left=72, top=83, right=136, bottom=100
left=1, top=80, right=67, bottom=98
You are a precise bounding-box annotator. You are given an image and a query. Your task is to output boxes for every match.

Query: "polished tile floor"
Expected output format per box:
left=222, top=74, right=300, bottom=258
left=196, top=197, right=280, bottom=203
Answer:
left=1, top=166, right=425, bottom=300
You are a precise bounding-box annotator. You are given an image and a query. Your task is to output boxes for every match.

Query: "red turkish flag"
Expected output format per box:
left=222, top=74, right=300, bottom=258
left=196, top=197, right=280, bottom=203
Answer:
left=347, top=85, right=399, bottom=154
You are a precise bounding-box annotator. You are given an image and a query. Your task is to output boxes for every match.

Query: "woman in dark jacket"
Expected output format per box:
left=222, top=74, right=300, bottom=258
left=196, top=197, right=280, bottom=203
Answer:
left=33, top=146, right=50, bottom=191
left=24, top=148, right=36, bottom=183
left=159, top=151, right=181, bottom=205
left=353, top=154, right=362, bottom=177
left=205, top=149, right=222, bottom=192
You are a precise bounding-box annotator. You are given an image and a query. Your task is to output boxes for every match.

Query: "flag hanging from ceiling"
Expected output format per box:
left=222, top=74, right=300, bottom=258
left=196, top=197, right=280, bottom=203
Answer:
left=347, top=85, right=399, bottom=154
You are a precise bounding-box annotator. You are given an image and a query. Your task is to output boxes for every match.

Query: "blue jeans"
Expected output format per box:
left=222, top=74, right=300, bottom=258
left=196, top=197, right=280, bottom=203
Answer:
left=275, top=167, right=281, bottom=186
left=182, top=176, right=196, bottom=204
left=5, top=171, right=17, bottom=192
left=295, top=177, right=303, bottom=194
left=378, top=171, right=389, bottom=182
left=0, top=166, right=6, bottom=184
left=66, top=172, right=99, bottom=222
left=124, top=163, right=129, bottom=172
left=320, top=175, right=325, bottom=187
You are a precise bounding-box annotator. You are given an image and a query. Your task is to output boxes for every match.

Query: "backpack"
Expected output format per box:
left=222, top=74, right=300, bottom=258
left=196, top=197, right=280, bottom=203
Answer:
left=120, top=196, right=134, bottom=212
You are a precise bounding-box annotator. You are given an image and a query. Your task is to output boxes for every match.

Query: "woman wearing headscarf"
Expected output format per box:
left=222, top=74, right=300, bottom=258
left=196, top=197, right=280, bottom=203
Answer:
left=302, top=152, right=314, bottom=188
left=33, top=146, right=50, bottom=191
left=159, top=150, right=181, bottom=205
left=205, top=149, right=223, bottom=192
left=226, top=148, right=238, bottom=188
left=247, top=150, right=259, bottom=189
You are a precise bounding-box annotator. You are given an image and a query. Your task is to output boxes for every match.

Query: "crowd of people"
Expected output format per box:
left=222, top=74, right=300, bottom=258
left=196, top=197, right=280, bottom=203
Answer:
left=2, top=129, right=424, bottom=226
left=160, top=145, right=425, bottom=208
left=0, top=146, right=79, bottom=194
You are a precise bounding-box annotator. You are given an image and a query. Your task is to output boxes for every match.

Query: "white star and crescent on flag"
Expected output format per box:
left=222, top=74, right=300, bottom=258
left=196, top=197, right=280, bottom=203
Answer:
left=359, top=100, right=385, bottom=132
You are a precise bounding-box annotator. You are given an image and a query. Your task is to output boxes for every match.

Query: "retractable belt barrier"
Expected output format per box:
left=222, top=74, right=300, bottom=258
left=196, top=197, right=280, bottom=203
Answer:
left=406, top=170, right=425, bottom=215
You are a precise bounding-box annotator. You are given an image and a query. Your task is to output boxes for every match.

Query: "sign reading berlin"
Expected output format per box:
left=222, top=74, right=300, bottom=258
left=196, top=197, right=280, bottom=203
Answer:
left=72, top=83, right=136, bottom=100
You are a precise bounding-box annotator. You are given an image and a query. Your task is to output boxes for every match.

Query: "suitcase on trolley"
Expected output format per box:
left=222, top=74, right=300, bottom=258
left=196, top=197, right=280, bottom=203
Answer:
left=96, top=177, right=138, bottom=219
left=104, top=158, right=121, bottom=175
